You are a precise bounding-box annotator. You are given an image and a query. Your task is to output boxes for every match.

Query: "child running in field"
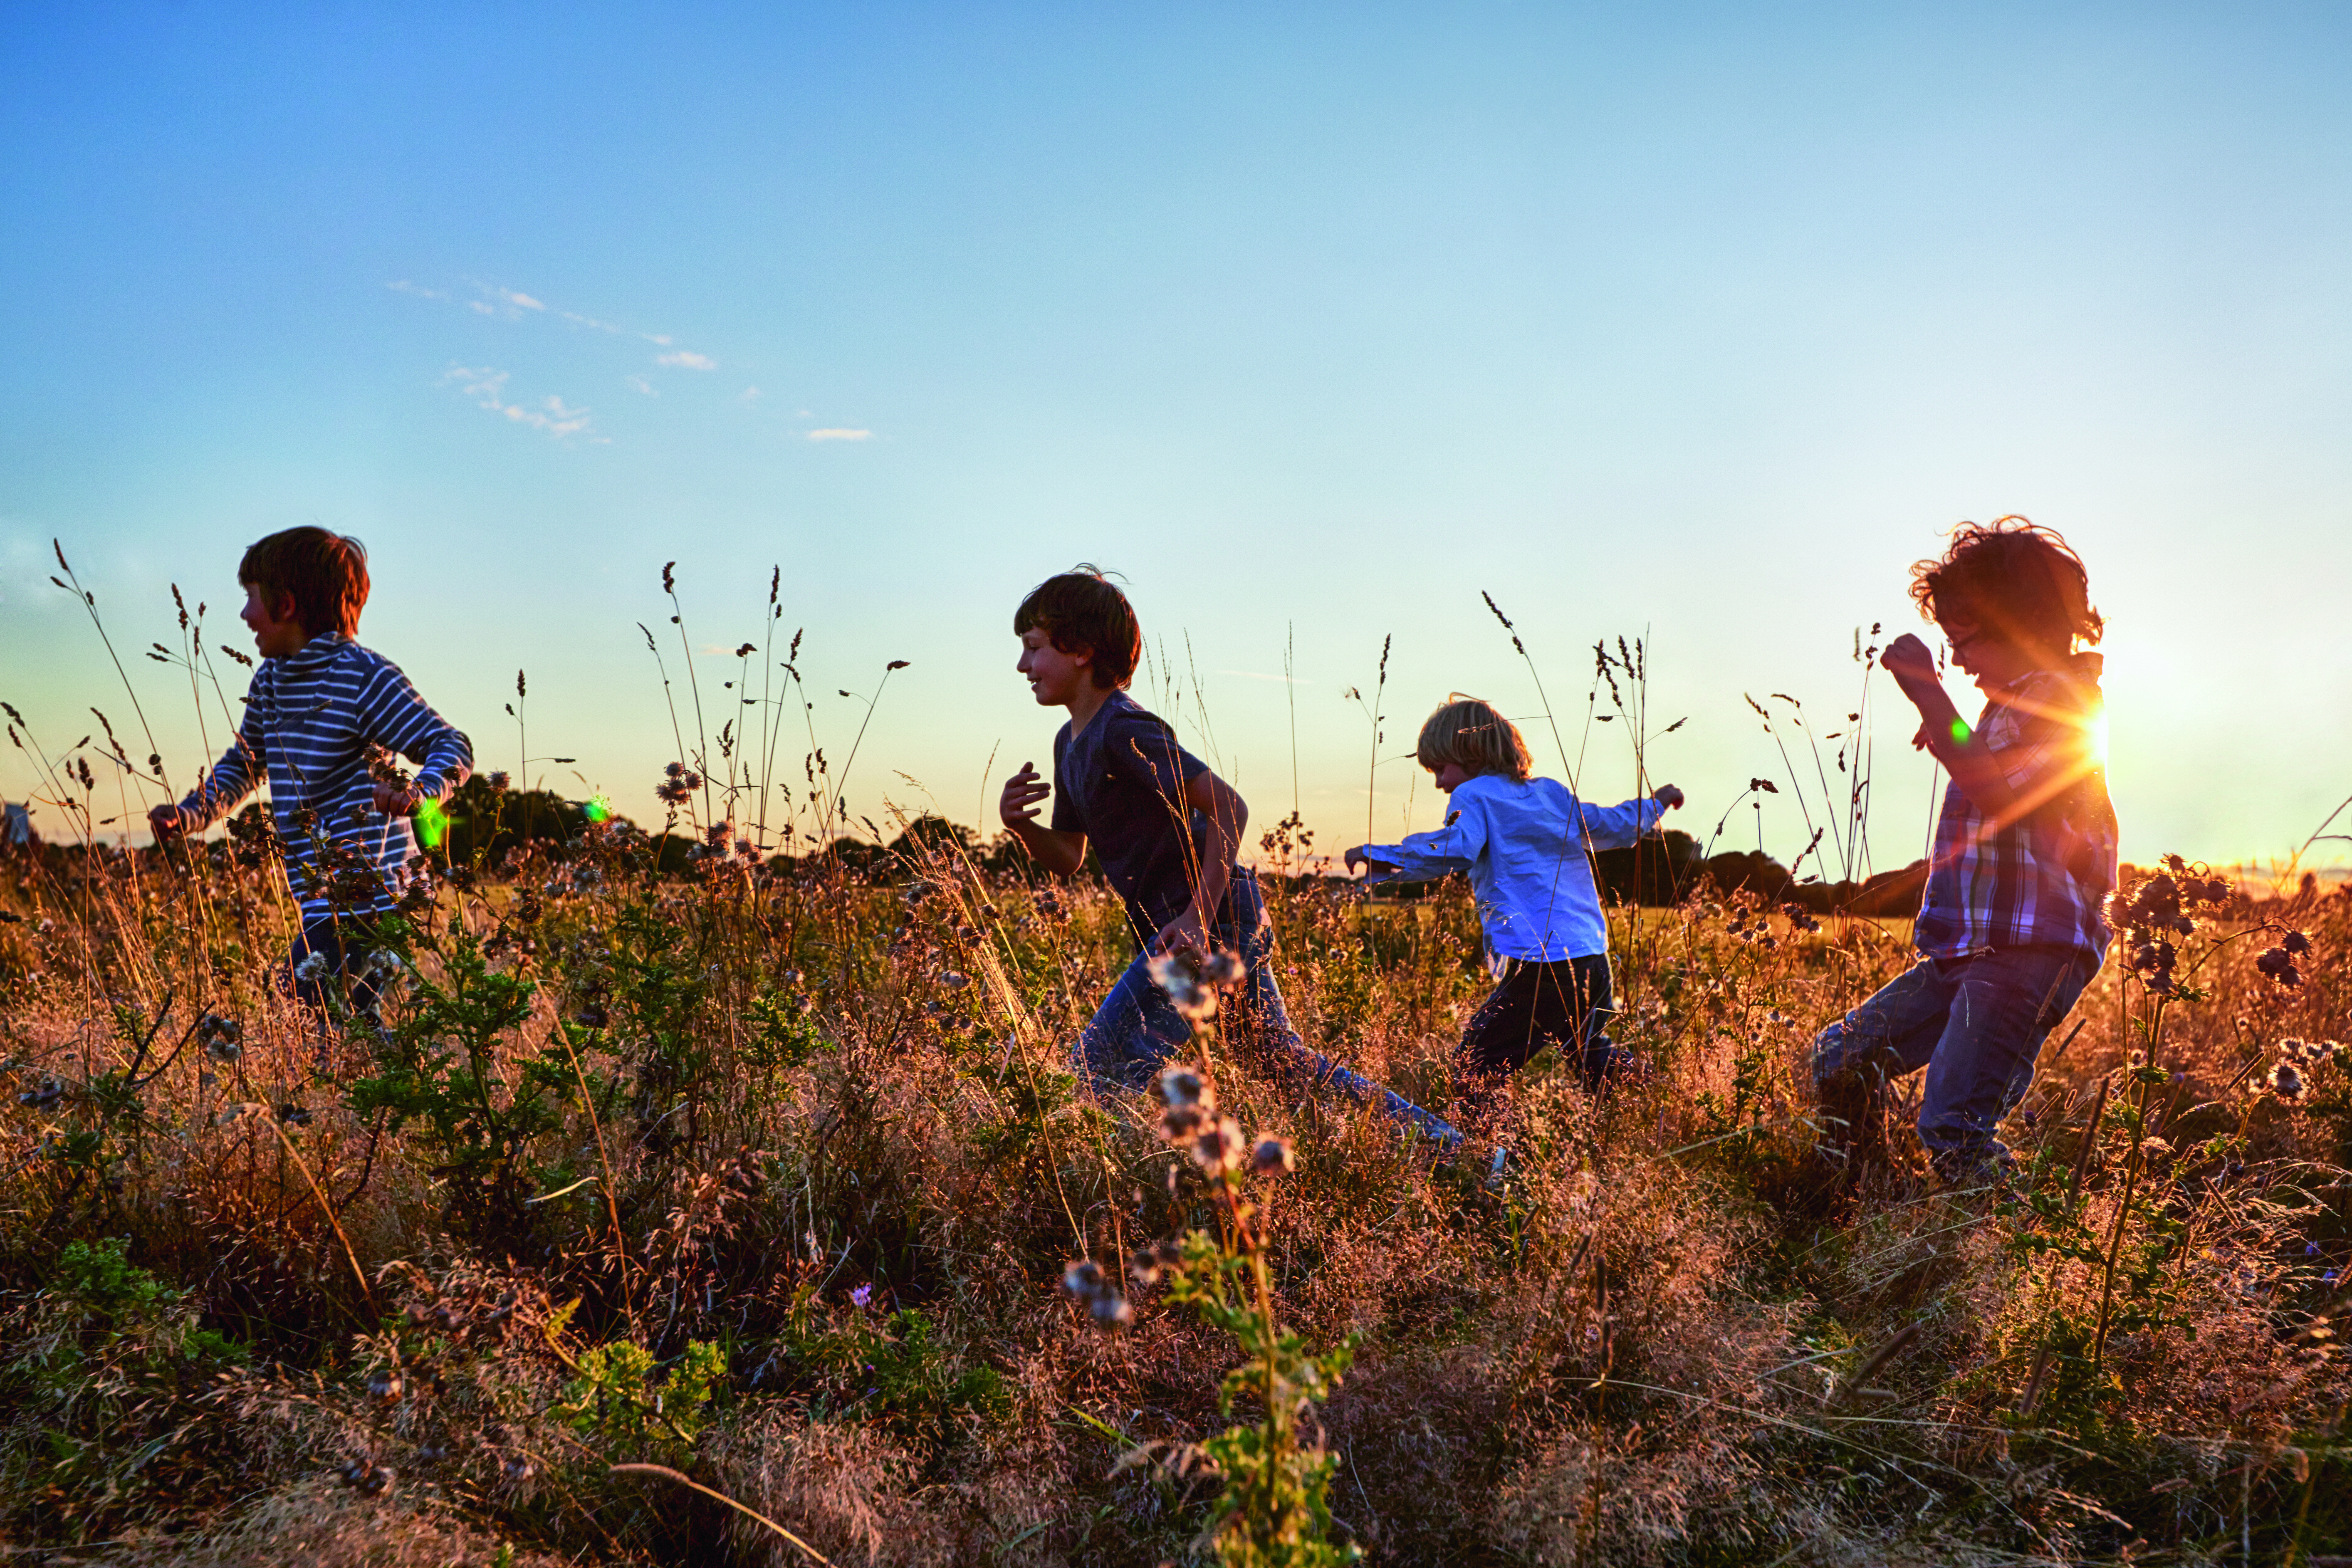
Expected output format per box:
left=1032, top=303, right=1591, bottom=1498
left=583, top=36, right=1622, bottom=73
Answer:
left=1811, top=518, right=2117, bottom=1187
left=997, top=568, right=1459, bottom=1144
left=150, top=528, right=472, bottom=1018
left=1345, top=698, right=1682, bottom=1099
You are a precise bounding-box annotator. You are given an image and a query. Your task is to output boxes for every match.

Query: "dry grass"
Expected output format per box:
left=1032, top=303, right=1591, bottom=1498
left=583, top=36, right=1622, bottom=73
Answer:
left=0, top=813, right=2347, bottom=1565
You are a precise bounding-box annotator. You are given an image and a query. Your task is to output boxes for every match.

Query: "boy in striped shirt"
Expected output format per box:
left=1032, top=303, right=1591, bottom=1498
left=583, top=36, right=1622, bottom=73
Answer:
left=150, top=527, right=472, bottom=1016
left=1811, top=518, right=2117, bottom=1187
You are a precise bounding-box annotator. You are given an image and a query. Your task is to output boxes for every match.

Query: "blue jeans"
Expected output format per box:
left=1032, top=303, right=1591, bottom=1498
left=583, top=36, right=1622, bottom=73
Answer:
left=1078, top=871, right=1461, bottom=1145
left=1810, top=943, right=2100, bottom=1177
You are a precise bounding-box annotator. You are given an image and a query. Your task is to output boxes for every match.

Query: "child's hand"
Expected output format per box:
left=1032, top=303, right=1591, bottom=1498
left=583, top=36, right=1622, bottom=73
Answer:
left=1149, top=905, right=1210, bottom=959
left=147, top=803, right=194, bottom=841
left=373, top=782, right=423, bottom=816
left=1651, top=784, right=1684, bottom=810
left=999, top=763, right=1051, bottom=829
left=1881, top=633, right=1938, bottom=685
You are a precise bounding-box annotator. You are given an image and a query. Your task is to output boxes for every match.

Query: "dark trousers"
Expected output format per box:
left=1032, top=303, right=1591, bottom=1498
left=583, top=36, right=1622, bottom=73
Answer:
left=1461, top=954, right=1618, bottom=1091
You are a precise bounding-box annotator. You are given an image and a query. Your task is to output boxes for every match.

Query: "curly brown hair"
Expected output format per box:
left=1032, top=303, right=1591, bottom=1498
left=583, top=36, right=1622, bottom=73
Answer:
left=1909, top=516, right=2100, bottom=658
left=1012, top=565, right=1141, bottom=690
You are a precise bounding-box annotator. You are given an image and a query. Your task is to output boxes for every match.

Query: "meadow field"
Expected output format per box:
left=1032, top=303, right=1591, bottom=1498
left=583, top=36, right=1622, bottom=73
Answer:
left=2, top=588, right=2348, bottom=1566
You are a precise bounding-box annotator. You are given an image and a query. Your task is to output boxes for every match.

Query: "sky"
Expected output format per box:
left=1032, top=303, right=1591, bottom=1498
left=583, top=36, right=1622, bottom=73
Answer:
left=2, top=2, right=2347, bottom=876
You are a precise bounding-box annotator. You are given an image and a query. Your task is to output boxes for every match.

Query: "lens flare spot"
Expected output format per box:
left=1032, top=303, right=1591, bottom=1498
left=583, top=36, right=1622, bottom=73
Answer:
left=1949, top=717, right=1972, bottom=746
left=2087, top=711, right=2110, bottom=766
left=413, top=797, right=448, bottom=850
left=583, top=793, right=613, bottom=824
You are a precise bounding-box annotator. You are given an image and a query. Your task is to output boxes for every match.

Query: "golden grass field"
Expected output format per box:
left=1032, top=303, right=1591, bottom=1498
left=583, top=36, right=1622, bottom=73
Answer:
left=0, top=787, right=2347, bottom=1565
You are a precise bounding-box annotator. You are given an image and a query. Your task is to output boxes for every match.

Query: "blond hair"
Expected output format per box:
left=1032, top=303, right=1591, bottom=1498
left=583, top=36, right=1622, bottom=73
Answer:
left=1415, top=697, right=1532, bottom=782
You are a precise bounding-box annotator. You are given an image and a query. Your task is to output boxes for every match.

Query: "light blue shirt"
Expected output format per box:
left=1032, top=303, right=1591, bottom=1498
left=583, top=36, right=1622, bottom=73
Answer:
left=1355, top=774, right=1662, bottom=962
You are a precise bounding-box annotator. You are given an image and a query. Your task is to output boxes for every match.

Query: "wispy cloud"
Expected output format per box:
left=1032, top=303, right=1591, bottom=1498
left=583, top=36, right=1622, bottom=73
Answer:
left=563, top=311, right=623, bottom=334
left=442, top=365, right=596, bottom=440
left=643, top=333, right=674, bottom=346
left=495, top=287, right=545, bottom=312
left=387, top=279, right=447, bottom=300
left=806, top=428, right=873, bottom=442
left=656, top=349, right=717, bottom=370
left=738, top=386, right=761, bottom=405
left=626, top=375, right=658, bottom=396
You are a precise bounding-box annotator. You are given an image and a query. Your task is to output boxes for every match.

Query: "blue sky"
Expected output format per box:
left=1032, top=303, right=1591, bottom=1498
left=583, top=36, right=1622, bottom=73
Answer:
left=4, top=2, right=2348, bottom=873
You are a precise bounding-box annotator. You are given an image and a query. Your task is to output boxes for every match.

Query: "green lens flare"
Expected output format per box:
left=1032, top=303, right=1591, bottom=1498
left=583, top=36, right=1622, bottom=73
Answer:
left=1949, top=717, right=1972, bottom=746
left=584, top=794, right=613, bottom=824
left=413, top=796, right=448, bottom=850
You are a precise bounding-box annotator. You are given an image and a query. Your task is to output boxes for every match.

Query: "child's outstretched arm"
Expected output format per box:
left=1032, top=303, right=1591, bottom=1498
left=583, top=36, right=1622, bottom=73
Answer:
left=999, top=762, right=1087, bottom=877
left=1345, top=794, right=1489, bottom=882
left=1573, top=785, right=1682, bottom=851
left=150, top=689, right=267, bottom=842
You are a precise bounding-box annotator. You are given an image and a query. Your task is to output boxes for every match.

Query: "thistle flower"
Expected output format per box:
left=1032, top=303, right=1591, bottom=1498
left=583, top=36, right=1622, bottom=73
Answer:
left=198, top=1012, right=244, bottom=1062
left=1192, top=1115, right=1246, bottom=1175
left=1158, top=1065, right=1212, bottom=1110
left=1250, top=1136, right=1295, bottom=1176
left=293, top=952, right=329, bottom=982
left=1128, top=1239, right=1182, bottom=1288
left=2270, top=1060, right=2309, bottom=1104
left=1147, top=952, right=1217, bottom=1021
left=1061, top=1258, right=1131, bottom=1328
left=2257, top=947, right=2303, bottom=988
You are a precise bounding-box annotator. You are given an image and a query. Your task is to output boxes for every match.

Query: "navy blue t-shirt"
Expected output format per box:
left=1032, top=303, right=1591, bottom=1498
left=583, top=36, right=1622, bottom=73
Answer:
left=1050, top=690, right=1234, bottom=945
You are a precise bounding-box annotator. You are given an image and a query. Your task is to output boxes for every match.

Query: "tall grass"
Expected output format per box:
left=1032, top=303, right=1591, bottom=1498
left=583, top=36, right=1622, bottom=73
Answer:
left=0, top=563, right=2348, bottom=1566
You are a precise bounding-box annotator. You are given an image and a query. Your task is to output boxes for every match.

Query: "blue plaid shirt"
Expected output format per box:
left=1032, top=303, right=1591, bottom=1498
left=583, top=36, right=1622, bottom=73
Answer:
left=1913, top=653, right=2117, bottom=960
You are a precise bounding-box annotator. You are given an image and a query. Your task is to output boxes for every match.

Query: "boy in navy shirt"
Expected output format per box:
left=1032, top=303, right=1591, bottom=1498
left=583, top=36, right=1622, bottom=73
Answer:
left=998, top=568, right=1455, bottom=1142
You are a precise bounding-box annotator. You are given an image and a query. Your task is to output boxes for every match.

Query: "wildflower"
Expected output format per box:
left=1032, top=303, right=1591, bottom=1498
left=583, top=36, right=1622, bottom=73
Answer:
left=1250, top=1136, right=1295, bottom=1176
left=704, top=822, right=731, bottom=850
left=850, top=1283, right=873, bottom=1309
left=940, top=970, right=969, bottom=990
left=1158, top=1065, right=1212, bottom=1110
left=1192, top=1115, right=1246, bottom=1175
left=1147, top=951, right=1217, bottom=1021
left=2270, top=1060, right=2309, bottom=1104
left=2257, top=947, right=2303, bottom=988
left=1128, top=1239, right=1182, bottom=1288
left=293, top=952, right=329, bottom=982
left=2281, top=929, right=2312, bottom=956
left=1200, top=949, right=1246, bottom=989
left=366, top=1368, right=404, bottom=1402
left=502, top=1455, right=534, bottom=1482
left=1061, top=1258, right=1131, bottom=1328
left=198, top=1013, right=244, bottom=1062
left=277, top=1103, right=312, bottom=1125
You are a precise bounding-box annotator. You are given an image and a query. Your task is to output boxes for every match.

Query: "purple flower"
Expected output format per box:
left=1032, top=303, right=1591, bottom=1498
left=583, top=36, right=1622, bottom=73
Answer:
left=850, top=1284, right=873, bottom=1309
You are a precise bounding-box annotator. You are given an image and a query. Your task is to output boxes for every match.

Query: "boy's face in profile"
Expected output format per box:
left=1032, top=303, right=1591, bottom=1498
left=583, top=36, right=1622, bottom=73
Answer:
left=1428, top=760, right=1473, bottom=793
left=1937, top=609, right=2038, bottom=696
left=1016, top=626, right=1093, bottom=707
left=240, top=581, right=308, bottom=659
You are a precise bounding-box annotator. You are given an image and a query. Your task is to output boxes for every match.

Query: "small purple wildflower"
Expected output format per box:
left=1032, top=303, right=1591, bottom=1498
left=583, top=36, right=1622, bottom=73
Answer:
left=851, top=1284, right=873, bottom=1309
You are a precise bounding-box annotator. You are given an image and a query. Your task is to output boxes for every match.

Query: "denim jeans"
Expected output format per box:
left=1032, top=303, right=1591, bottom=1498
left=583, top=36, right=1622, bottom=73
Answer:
left=1810, top=943, right=2100, bottom=1177
left=1078, top=870, right=1461, bottom=1145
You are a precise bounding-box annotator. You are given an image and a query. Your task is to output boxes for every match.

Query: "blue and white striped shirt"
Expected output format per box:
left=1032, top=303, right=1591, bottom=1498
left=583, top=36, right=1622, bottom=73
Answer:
left=178, top=634, right=471, bottom=919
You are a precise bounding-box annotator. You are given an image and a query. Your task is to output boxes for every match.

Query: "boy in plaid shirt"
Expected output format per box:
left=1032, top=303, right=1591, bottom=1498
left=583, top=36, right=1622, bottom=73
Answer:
left=1812, top=518, right=2117, bottom=1185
